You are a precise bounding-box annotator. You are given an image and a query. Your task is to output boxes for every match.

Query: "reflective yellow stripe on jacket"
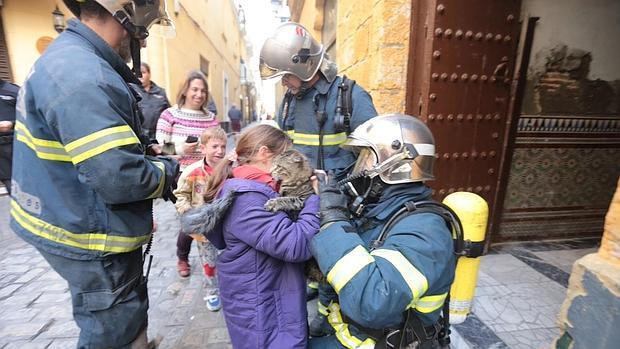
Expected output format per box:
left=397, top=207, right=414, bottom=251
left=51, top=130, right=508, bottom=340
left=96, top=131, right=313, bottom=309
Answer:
left=10, top=200, right=150, bottom=253
left=327, top=303, right=376, bottom=349
left=286, top=130, right=348, bottom=146
left=146, top=160, right=166, bottom=199
left=370, top=249, right=429, bottom=308
left=15, top=122, right=140, bottom=164
left=65, top=125, right=139, bottom=164
left=14, top=121, right=71, bottom=162
left=415, top=293, right=448, bottom=313
left=327, top=245, right=374, bottom=293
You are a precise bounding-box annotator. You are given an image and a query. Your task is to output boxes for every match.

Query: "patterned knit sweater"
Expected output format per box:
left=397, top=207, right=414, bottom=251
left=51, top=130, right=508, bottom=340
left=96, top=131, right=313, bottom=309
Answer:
left=156, top=106, right=219, bottom=169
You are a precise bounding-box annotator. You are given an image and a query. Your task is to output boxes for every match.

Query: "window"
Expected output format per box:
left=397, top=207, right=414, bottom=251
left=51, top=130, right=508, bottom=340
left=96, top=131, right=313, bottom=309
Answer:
left=200, top=55, right=209, bottom=77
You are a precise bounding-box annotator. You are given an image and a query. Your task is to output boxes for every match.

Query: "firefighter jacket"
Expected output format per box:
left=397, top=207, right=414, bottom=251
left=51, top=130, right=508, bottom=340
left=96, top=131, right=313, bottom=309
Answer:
left=310, top=183, right=456, bottom=347
left=10, top=19, right=173, bottom=260
left=277, top=76, right=377, bottom=174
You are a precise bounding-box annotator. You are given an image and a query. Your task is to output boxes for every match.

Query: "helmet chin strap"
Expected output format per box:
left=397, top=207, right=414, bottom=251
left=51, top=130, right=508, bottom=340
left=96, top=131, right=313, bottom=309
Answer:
left=294, top=80, right=315, bottom=99
left=112, top=10, right=148, bottom=78
left=130, top=38, right=142, bottom=78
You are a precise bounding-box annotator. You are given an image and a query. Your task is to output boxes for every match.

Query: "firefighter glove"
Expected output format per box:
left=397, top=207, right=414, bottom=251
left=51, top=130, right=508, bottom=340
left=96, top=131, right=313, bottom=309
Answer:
left=318, top=172, right=350, bottom=226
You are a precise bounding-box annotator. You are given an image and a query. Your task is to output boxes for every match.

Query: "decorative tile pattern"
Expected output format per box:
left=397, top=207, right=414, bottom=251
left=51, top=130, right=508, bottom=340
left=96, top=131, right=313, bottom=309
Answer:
left=499, top=147, right=619, bottom=238
left=504, top=148, right=619, bottom=209
left=517, top=115, right=620, bottom=134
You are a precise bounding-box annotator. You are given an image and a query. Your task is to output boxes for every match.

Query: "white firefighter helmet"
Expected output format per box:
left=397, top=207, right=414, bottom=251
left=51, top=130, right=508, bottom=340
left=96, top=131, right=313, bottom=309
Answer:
left=341, top=114, right=436, bottom=184
left=63, top=0, right=174, bottom=39
left=260, top=22, right=337, bottom=82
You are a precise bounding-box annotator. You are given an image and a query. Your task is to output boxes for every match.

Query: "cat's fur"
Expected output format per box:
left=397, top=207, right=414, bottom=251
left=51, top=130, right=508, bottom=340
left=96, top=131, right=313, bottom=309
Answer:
left=264, top=149, right=315, bottom=213
left=263, top=149, right=324, bottom=283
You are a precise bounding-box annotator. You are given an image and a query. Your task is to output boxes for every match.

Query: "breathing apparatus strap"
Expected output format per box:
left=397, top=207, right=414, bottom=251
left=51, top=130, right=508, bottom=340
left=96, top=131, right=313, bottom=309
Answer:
left=368, top=200, right=465, bottom=348
left=335, top=75, right=356, bottom=133
left=314, top=93, right=328, bottom=170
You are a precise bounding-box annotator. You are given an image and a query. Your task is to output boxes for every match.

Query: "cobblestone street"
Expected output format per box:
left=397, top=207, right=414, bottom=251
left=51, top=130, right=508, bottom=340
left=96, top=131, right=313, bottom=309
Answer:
left=0, top=192, right=601, bottom=348
left=0, top=196, right=231, bottom=348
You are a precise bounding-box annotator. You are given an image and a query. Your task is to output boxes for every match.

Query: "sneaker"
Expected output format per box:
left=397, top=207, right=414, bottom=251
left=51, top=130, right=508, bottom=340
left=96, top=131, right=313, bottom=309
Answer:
left=177, top=259, right=190, bottom=278
left=205, top=294, right=222, bottom=311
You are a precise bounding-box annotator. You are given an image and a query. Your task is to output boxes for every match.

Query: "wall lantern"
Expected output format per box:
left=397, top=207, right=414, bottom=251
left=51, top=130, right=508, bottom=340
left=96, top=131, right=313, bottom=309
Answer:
left=52, top=6, right=66, bottom=33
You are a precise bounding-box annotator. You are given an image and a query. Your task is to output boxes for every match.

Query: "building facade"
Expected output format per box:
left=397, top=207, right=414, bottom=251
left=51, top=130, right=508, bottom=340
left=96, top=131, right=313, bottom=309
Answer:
left=289, top=0, right=620, bottom=243
left=0, top=0, right=253, bottom=124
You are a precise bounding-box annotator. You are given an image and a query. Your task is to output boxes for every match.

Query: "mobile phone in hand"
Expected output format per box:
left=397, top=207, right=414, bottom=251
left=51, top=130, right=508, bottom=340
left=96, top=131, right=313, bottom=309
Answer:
left=186, top=135, right=198, bottom=143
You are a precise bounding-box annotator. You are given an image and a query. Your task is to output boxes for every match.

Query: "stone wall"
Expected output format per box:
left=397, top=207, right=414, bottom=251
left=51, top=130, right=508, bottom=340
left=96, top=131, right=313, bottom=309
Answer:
left=337, top=0, right=411, bottom=114
left=554, top=178, right=620, bottom=348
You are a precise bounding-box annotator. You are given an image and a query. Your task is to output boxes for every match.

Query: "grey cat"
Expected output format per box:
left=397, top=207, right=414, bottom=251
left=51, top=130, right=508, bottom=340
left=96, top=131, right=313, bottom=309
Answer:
left=264, top=148, right=315, bottom=213
left=263, top=149, right=324, bottom=283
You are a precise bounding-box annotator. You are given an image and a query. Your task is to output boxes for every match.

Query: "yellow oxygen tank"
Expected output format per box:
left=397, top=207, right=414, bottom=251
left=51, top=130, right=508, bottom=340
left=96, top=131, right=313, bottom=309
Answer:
left=442, top=192, right=488, bottom=324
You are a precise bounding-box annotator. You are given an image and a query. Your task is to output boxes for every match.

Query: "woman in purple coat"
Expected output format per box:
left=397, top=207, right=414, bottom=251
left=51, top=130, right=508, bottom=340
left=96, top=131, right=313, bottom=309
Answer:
left=200, top=125, right=319, bottom=348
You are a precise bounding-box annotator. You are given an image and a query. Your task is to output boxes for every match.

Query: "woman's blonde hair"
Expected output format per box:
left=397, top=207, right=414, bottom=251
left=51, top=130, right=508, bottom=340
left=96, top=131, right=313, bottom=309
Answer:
left=176, top=70, right=209, bottom=111
left=204, top=125, right=291, bottom=202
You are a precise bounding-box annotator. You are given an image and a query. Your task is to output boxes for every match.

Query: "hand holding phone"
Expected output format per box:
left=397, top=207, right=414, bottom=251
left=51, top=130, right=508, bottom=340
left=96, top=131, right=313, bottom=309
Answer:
left=185, top=135, right=198, bottom=143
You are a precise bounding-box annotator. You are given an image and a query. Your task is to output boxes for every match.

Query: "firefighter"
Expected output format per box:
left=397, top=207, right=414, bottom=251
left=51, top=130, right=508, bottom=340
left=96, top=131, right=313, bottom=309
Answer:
left=259, top=22, right=377, bottom=176
left=260, top=22, right=378, bottom=331
left=309, top=114, right=456, bottom=349
left=10, top=0, right=178, bottom=347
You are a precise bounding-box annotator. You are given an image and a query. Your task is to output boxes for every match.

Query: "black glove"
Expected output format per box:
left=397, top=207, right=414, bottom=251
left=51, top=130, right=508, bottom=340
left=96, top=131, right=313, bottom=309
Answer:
left=318, top=172, right=350, bottom=226
left=148, top=155, right=179, bottom=203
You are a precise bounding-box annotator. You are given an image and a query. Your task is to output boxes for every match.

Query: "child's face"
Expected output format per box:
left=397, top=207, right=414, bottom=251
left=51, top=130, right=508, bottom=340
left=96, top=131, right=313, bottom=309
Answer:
left=202, top=138, right=227, bottom=167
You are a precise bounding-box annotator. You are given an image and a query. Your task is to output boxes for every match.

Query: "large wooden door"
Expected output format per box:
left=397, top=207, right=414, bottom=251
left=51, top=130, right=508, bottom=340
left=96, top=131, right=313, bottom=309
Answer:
left=406, top=0, right=521, bottom=238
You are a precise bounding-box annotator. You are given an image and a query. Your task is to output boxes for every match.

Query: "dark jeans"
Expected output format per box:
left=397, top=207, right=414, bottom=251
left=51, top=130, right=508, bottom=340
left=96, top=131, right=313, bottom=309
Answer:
left=37, top=248, right=148, bottom=348
left=0, top=139, right=13, bottom=194
left=231, top=119, right=241, bottom=133
left=176, top=231, right=193, bottom=261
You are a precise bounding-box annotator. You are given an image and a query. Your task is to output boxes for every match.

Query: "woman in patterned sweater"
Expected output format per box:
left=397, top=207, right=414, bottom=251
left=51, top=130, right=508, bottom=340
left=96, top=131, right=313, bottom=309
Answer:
left=156, top=70, right=219, bottom=169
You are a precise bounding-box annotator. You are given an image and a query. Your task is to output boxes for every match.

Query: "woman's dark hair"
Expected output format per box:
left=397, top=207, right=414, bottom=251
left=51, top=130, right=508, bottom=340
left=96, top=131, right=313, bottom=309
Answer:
left=176, top=70, right=209, bottom=111
left=203, top=125, right=291, bottom=202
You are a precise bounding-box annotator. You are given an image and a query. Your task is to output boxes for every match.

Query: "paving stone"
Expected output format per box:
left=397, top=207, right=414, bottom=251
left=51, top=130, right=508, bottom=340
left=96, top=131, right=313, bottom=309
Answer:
left=0, top=263, right=31, bottom=274
left=12, top=268, right=45, bottom=284
left=0, top=292, right=41, bottom=309
left=33, top=291, right=71, bottom=304
left=32, top=304, right=73, bottom=320
left=1, top=339, right=52, bottom=349
left=0, top=320, right=50, bottom=338
left=46, top=339, right=78, bottom=349
left=0, top=283, right=22, bottom=299
left=496, top=327, right=559, bottom=349
left=0, top=307, right=39, bottom=322
left=38, top=319, right=80, bottom=338
left=7, top=247, right=35, bottom=256
left=18, top=280, right=68, bottom=294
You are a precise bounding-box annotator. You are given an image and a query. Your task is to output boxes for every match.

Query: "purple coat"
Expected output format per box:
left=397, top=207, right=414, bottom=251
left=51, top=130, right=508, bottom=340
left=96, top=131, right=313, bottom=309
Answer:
left=208, top=178, right=320, bottom=349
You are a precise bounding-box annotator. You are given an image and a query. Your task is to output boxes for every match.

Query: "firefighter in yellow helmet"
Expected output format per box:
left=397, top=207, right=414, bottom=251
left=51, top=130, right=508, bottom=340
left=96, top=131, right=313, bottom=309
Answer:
left=310, top=114, right=457, bottom=348
left=11, top=1, right=177, bottom=347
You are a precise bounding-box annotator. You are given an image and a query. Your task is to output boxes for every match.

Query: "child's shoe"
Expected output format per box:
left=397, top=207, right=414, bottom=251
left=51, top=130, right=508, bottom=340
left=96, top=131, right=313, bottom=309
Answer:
left=205, top=294, right=221, bottom=312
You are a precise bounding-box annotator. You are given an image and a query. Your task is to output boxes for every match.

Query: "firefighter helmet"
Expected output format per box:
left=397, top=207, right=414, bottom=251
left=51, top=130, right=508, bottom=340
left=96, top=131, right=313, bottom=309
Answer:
left=341, top=113, right=436, bottom=184
left=260, top=22, right=336, bottom=82
left=63, top=0, right=174, bottom=39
